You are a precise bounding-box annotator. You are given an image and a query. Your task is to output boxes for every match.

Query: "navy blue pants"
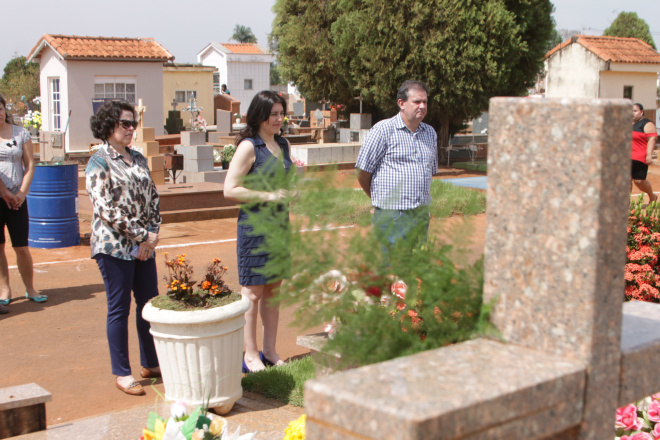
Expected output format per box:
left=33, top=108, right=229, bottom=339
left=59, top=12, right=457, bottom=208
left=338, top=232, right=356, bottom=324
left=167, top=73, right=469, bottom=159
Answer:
left=94, top=254, right=159, bottom=376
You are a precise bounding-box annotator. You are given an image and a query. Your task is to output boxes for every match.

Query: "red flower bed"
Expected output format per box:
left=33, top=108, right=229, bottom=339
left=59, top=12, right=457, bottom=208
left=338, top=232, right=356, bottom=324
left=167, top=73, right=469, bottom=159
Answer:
left=626, top=197, right=660, bottom=302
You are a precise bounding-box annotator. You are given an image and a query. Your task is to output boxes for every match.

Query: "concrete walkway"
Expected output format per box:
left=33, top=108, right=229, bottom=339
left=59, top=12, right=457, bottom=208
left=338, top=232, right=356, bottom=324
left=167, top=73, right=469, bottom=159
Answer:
left=14, top=392, right=303, bottom=440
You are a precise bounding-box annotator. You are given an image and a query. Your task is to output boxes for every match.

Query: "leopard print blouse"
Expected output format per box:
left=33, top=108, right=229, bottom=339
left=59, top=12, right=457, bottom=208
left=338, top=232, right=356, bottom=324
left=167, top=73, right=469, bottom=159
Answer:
left=85, top=143, right=161, bottom=260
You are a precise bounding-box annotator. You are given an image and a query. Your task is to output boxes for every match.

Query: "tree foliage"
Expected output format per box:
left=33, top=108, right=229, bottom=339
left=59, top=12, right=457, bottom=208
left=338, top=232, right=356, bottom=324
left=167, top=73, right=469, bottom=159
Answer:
left=0, top=56, right=40, bottom=115
left=272, top=0, right=554, bottom=147
left=603, top=12, right=656, bottom=50
left=270, top=62, right=286, bottom=85
left=231, top=25, right=258, bottom=44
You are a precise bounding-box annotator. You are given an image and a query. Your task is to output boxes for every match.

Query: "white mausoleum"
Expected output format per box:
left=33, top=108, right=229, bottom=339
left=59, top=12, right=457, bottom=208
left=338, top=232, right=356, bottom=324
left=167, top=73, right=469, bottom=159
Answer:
left=27, top=34, right=174, bottom=153
left=196, top=43, right=273, bottom=114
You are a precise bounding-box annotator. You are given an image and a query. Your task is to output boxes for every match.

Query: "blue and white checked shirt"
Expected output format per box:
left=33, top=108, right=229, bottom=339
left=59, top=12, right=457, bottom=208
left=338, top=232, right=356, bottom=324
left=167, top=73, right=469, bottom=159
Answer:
left=356, top=113, right=438, bottom=210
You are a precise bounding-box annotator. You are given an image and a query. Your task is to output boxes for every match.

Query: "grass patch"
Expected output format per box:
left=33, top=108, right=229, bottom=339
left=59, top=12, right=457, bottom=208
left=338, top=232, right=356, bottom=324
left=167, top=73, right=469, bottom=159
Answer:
left=241, top=355, right=316, bottom=407
left=150, top=291, right=242, bottom=311
left=430, top=181, right=486, bottom=218
left=291, top=179, right=486, bottom=226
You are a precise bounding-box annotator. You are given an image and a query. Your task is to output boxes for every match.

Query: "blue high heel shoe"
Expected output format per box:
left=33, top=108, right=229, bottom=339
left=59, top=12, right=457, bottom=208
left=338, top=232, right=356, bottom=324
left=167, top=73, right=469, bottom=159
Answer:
left=259, top=351, right=276, bottom=367
left=25, top=292, right=47, bottom=303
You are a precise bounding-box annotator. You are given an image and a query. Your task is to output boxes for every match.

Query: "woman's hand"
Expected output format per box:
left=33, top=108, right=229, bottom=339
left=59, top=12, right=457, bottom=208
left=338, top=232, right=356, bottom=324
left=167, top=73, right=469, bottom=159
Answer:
left=136, top=242, right=152, bottom=261
left=143, top=231, right=159, bottom=249
left=1, top=190, right=18, bottom=210
left=12, top=190, right=26, bottom=210
left=267, top=189, right=289, bottom=202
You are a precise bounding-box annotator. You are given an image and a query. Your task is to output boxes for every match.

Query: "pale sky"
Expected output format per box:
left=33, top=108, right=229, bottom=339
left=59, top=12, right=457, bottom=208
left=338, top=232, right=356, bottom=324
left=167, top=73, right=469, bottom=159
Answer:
left=1, top=0, right=659, bottom=79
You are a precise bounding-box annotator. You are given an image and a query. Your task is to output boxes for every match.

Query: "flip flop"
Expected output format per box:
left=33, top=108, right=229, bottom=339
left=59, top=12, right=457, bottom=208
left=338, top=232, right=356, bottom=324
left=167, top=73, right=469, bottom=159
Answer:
left=25, top=292, right=47, bottom=303
left=0, top=296, right=12, bottom=306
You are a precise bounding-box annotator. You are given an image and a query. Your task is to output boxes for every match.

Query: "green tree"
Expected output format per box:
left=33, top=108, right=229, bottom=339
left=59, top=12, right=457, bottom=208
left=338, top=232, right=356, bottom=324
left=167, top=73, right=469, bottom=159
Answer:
left=603, top=11, right=656, bottom=50
left=231, top=25, right=258, bottom=44
left=0, top=56, right=40, bottom=115
left=270, top=62, right=286, bottom=85
left=272, top=0, right=554, bottom=149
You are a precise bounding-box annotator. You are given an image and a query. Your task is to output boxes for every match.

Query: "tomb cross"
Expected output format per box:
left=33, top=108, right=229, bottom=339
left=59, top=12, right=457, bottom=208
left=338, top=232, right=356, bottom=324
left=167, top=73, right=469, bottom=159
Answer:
left=135, top=98, right=147, bottom=129
left=171, top=99, right=178, bottom=111
left=353, top=94, right=364, bottom=114
left=182, top=97, right=203, bottom=130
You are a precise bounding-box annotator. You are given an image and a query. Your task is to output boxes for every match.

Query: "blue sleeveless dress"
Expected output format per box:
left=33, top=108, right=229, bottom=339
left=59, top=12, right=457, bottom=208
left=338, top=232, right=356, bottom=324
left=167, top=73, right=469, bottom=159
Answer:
left=236, top=135, right=292, bottom=286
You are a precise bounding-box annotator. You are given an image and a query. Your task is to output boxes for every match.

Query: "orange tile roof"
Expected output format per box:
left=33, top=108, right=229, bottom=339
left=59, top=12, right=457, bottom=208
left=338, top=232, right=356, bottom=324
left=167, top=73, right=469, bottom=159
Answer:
left=545, top=35, right=660, bottom=64
left=28, top=34, right=174, bottom=62
left=220, top=43, right=266, bottom=54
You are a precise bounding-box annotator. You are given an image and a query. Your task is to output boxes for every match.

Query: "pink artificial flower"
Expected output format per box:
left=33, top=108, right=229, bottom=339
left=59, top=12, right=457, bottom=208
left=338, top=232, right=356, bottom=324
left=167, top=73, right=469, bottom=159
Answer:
left=648, top=400, right=660, bottom=422
left=617, top=404, right=643, bottom=431
left=652, top=422, right=660, bottom=439
left=628, top=433, right=653, bottom=440
left=391, top=280, right=407, bottom=300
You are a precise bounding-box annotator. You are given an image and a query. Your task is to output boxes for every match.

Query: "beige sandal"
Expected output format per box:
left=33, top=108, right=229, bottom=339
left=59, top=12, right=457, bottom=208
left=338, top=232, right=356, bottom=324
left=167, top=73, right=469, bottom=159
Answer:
left=115, top=378, right=145, bottom=395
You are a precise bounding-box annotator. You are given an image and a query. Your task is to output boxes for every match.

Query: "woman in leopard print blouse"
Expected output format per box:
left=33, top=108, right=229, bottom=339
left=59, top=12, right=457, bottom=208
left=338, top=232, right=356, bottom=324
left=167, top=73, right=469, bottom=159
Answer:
left=87, top=100, right=161, bottom=396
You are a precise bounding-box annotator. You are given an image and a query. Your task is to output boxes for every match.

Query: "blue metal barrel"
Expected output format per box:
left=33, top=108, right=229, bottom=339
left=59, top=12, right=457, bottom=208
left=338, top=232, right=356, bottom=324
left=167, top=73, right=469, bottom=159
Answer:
left=27, top=163, right=80, bottom=248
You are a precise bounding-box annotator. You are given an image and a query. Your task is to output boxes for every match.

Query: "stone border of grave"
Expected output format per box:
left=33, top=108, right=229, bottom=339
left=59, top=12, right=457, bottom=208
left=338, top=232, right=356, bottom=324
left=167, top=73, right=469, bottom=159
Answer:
left=302, top=98, right=650, bottom=440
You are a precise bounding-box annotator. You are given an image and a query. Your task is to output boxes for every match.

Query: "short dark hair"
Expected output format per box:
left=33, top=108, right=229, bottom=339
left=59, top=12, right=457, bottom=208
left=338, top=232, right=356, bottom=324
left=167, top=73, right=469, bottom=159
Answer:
left=221, top=84, right=227, bottom=88
left=236, top=91, right=287, bottom=144
left=634, top=103, right=644, bottom=111
left=397, top=80, right=429, bottom=102
left=90, top=100, right=136, bottom=141
left=0, top=95, right=13, bottom=124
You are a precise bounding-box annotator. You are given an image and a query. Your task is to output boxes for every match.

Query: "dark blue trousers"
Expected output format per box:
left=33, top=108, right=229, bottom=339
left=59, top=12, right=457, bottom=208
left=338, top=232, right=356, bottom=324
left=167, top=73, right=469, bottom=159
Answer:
left=94, top=254, right=159, bottom=376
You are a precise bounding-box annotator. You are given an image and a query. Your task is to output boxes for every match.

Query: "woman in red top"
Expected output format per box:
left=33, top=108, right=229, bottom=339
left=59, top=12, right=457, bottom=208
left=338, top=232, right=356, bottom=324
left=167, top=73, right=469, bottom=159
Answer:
left=631, top=103, right=659, bottom=203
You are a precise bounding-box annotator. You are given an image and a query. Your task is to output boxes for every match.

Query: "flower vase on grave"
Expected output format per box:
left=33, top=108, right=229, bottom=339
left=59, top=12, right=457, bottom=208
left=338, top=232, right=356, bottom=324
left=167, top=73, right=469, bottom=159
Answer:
left=222, top=161, right=229, bottom=170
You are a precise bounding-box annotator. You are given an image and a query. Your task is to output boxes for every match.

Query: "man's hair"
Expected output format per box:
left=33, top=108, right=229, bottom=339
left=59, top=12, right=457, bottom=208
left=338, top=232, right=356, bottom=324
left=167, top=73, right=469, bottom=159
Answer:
left=397, top=80, right=429, bottom=102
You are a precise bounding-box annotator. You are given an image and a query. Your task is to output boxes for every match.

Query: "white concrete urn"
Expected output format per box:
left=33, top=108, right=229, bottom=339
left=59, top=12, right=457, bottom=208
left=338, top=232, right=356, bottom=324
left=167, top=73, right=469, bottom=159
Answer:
left=142, top=295, right=250, bottom=414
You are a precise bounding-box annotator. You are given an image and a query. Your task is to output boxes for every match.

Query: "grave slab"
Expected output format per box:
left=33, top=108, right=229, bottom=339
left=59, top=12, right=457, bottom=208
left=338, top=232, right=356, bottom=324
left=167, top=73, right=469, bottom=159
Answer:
left=0, top=383, right=51, bottom=438
left=180, top=131, right=206, bottom=146
left=134, top=127, right=155, bottom=143
left=305, top=98, right=634, bottom=440
left=349, top=113, right=371, bottom=130
left=178, top=145, right=214, bottom=161
left=619, top=301, right=660, bottom=405
left=484, top=98, right=630, bottom=440
left=305, top=339, right=585, bottom=439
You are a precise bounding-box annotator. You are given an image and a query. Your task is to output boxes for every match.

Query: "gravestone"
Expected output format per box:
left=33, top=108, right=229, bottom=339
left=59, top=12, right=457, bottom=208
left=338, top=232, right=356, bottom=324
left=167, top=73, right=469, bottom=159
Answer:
left=130, top=99, right=165, bottom=184
left=165, top=100, right=184, bottom=135
left=215, top=109, right=232, bottom=133
left=303, top=98, right=648, bottom=439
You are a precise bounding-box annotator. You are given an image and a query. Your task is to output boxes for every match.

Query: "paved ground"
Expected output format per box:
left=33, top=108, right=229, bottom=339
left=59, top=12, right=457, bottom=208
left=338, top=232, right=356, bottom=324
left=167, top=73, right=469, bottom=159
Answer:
left=1, top=167, right=489, bottom=438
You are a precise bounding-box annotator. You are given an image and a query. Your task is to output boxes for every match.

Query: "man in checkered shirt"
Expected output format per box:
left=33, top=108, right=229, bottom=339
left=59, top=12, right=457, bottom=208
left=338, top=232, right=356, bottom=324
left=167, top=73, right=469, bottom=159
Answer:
left=356, top=80, right=438, bottom=251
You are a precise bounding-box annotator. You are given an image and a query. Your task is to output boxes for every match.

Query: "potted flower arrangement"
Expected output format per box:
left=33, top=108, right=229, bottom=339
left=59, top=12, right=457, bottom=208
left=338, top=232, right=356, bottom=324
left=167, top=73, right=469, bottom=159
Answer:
left=221, top=144, right=236, bottom=170
left=140, top=400, right=256, bottom=440
left=142, top=254, right=249, bottom=415
left=233, top=113, right=241, bottom=124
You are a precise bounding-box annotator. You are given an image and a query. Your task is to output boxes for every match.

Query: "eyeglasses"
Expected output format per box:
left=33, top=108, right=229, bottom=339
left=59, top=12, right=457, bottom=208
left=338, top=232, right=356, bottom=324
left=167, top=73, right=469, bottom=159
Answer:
left=119, top=119, right=138, bottom=129
left=5, top=140, right=16, bottom=148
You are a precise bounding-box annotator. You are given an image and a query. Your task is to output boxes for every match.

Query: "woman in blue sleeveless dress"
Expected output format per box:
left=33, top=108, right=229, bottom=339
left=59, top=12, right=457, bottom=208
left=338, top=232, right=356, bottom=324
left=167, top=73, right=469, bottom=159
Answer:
left=224, top=91, right=292, bottom=373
